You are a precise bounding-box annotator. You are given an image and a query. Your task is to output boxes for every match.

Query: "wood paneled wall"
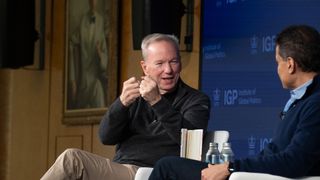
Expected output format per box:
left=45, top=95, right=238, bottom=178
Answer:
left=0, top=0, right=201, bottom=179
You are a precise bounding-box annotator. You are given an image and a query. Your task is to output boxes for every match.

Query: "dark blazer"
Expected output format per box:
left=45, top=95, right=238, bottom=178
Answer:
left=235, top=75, right=320, bottom=178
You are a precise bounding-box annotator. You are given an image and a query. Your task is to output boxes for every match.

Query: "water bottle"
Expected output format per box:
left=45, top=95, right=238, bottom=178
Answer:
left=205, top=142, right=220, bottom=164
left=220, top=142, right=234, bottom=163
left=205, top=142, right=214, bottom=163
left=211, top=143, right=220, bottom=164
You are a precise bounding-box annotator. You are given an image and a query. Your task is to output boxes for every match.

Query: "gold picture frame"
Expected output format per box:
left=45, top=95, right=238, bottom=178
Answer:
left=63, top=0, right=118, bottom=125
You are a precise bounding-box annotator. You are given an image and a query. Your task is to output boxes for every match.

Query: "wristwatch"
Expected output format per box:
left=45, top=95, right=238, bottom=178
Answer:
left=228, top=162, right=235, bottom=174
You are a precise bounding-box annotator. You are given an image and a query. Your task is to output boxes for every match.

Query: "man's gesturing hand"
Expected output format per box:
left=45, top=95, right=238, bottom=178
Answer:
left=139, top=76, right=161, bottom=106
left=120, top=77, right=141, bottom=107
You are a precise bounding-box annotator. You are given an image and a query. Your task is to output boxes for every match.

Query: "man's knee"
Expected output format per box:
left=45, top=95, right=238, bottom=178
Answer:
left=150, top=156, right=182, bottom=180
left=155, top=156, right=181, bottom=169
left=58, top=148, right=84, bottom=167
left=60, top=148, right=81, bottom=158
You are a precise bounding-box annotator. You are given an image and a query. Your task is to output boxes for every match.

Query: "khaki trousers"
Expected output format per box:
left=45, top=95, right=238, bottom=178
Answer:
left=41, top=148, right=140, bottom=180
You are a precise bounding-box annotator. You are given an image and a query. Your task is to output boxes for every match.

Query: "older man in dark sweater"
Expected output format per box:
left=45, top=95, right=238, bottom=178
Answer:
left=41, top=33, right=210, bottom=180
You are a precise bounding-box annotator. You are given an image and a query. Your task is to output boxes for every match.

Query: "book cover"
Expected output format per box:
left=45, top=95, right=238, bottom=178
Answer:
left=180, top=128, right=203, bottom=161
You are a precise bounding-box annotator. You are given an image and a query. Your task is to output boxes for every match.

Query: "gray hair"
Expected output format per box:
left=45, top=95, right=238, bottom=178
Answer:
left=141, top=33, right=180, bottom=60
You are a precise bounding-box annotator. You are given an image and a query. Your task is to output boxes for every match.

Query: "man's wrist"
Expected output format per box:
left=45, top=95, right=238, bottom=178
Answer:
left=149, top=95, right=161, bottom=106
left=228, top=162, right=235, bottom=174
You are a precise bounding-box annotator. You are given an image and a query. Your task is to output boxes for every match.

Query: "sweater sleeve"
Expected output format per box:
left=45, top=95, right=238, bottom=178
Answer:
left=98, top=98, right=131, bottom=145
left=152, top=92, right=210, bottom=144
left=234, top=101, right=320, bottom=178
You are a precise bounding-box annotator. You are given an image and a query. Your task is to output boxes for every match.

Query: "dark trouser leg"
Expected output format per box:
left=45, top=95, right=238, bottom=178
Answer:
left=149, top=156, right=208, bottom=180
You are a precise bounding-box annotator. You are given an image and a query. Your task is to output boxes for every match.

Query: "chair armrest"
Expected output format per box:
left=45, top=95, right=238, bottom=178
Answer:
left=134, top=167, right=153, bottom=180
left=229, top=172, right=291, bottom=180
left=229, top=172, right=320, bottom=180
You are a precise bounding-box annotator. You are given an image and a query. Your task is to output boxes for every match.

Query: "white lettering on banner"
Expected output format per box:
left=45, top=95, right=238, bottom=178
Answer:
left=204, top=52, right=226, bottom=60
left=238, top=89, right=256, bottom=96
left=222, top=88, right=262, bottom=106
left=250, top=34, right=276, bottom=54
left=260, top=138, right=272, bottom=151
left=238, top=97, right=249, bottom=104
left=203, top=44, right=226, bottom=60
left=224, top=89, right=238, bottom=105
left=262, top=35, right=276, bottom=53
left=238, top=97, right=262, bottom=105
left=247, top=136, right=272, bottom=156
left=250, top=35, right=258, bottom=55
left=213, top=88, right=221, bottom=107
left=203, top=44, right=221, bottom=51
left=248, top=136, right=256, bottom=156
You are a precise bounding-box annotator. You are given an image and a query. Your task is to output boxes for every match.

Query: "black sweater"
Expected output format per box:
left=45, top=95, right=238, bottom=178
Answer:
left=99, top=79, right=210, bottom=167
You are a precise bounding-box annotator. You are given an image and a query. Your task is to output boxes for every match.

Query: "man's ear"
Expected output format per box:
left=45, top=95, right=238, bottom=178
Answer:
left=287, top=57, right=296, bottom=74
left=140, top=60, right=147, bottom=75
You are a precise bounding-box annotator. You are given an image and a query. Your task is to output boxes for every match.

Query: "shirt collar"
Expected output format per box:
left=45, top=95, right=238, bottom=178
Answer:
left=290, top=79, right=313, bottom=100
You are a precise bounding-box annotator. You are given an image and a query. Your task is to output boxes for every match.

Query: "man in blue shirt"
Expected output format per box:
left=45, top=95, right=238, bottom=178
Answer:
left=149, top=25, right=320, bottom=180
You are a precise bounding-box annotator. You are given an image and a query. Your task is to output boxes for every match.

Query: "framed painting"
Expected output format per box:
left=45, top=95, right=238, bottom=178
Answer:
left=63, top=0, right=118, bottom=124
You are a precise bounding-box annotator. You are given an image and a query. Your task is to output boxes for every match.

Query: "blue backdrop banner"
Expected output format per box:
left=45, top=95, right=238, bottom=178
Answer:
left=200, top=0, right=320, bottom=158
